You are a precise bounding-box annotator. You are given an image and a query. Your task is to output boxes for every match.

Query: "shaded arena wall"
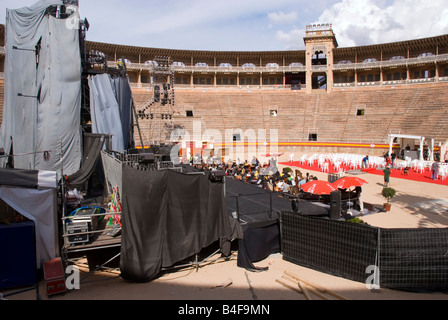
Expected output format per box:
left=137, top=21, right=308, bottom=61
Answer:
left=131, top=82, right=448, bottom=157
left=0, top=79, right=3, bottom=127
left=0, top=81, right=446, bottom=158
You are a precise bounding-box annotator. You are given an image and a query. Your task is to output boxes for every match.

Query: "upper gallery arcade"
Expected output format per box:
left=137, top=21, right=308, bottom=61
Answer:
left=1, top=23, right=448, bottom=92
left=81, top=24, right=448, bottom=93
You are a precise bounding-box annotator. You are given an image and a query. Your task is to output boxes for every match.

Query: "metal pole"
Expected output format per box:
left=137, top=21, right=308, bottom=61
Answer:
left=236, top=195, right=240, bottom=222
left=80, top=252, right=121, bottom=282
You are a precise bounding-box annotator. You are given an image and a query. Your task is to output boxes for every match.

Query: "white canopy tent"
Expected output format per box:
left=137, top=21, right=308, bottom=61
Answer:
left=0, top=168, right=59, bottom=269
left=388, top=134, right=433, bottom=161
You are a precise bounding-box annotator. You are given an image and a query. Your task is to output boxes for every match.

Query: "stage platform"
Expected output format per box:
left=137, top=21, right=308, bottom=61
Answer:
left=225, top=177, right=329, bottom=223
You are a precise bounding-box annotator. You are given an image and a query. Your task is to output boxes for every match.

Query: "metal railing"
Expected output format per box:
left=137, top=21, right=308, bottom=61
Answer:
left=61, top=209, right=122, bottom=250
left=173, top=84, right=306, bottom=90
left=107, top=61, right=307, bottom=73
left=107, top=53, right=448, bottom=74
left=333, top=76, right=448, bottom=88
left=333, top=53, right=448, bottom=71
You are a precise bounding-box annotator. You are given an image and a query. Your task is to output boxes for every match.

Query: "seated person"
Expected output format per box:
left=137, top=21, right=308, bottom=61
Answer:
left=282, top=179, right=291, bottom=193
left=275, top=179, right=284, bottom=192
left=403, top=166, right=410, bottom=175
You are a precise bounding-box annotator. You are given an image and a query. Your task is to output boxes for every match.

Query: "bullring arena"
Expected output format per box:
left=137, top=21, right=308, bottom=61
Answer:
left=2, top=23, right=448, bottom=159
left=0, top=2, right=447, bottom=304
left=89, top=23, right=448, bottom=158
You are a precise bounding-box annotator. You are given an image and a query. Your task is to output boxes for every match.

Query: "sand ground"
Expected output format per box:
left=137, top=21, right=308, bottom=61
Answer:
left=3, top=157, right=448, bottom=302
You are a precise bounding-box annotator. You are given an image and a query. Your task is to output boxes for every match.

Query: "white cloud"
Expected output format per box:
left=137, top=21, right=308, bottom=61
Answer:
left=268, top=11, right=299, bottom=24
left=275, top=29, right=305, bottom=49
left=1, top=0, right=447, bottom=51
left=79, top=0, right=307, bottom=50
left=315, top=0, right=448, bottom=47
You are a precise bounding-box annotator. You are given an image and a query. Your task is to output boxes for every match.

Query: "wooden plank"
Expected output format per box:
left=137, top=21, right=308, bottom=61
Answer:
left=276, top=279, right=303, bottom=296
left=284, top=270, right=349, bottom=300
left=296, top=279, right=312, bottom=300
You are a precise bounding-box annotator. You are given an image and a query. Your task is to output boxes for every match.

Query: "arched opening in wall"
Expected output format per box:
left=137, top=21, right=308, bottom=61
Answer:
left=312, top=73, right=327, bottom=89
left=312, top=50, right=327, bottom=65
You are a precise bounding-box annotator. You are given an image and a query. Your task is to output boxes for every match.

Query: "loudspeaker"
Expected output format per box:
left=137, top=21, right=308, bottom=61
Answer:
left=291, top=199, right=299, bottom=213
left=208, top=170, right=225, bottom=182
left=139, top=153, right=155, bottom=164
left=329, top=190, right=341, bottom=220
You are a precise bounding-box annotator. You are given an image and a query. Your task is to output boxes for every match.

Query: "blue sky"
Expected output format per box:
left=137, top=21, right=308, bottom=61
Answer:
left=1, top=0, right=448, bottom=51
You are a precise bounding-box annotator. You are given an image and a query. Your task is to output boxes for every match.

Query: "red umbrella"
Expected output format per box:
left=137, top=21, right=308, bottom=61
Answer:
left=332, top=176, right=367, bottom=190
left=300, top=180, right=337, bottom=195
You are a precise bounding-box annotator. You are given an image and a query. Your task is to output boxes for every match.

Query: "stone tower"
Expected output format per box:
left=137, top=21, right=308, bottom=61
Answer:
left=304, top=23, right=338, bottom=93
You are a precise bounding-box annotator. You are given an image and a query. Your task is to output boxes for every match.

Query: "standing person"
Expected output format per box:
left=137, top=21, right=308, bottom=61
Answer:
left=431, top=161, right=439, bottom=180
left=251, top=156, right=257, bottom=166
left=355, top=186, right=364, bottom=213
left=391, top=152, right=397, bottom=168
left=444, top=151, right=448, bottom=164
left=383, top=165, right=391, bottom=187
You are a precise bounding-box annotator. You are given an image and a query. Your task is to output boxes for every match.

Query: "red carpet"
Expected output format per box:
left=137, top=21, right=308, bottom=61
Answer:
left=280, top=161, right=448, bottom=186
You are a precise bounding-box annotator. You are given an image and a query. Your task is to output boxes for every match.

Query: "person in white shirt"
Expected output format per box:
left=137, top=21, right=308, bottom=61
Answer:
left=282, top=181, right=291, bottom=193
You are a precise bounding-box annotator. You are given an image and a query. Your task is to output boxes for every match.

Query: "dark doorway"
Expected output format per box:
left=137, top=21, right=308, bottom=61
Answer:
left=285, top=72, right=305, bottom=90
left=312, top=73, right=327, bottom=89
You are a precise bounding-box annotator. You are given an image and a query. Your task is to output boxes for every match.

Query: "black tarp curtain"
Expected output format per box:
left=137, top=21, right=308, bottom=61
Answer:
left=120, top=165, right=237, bottom=282
left=66, top=134, right=106, bottom=189
left=280, top=211, right=448, bottom=292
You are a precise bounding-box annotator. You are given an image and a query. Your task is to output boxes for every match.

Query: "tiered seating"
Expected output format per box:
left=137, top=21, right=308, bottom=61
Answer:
left=2, top=78, right=447, bottom=152
left=131, top=88, right=153, bottom=110
left=151, top=83, right=448, bottom=149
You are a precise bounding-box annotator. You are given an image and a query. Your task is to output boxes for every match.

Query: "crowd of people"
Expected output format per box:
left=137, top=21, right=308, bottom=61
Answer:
left=190, top=155, right=320, bottom=198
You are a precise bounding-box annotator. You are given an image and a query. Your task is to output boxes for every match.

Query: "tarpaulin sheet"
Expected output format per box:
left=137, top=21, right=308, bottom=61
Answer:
left=0, top=169, right=39, bottom=189
left=0, top=168, right=58, bottom=268
left=379, top=228, right=448, bottom=292
left=89, top=74, right=132, bottom=152
left=0, top=1, right=82, bottom=176
left=66, top=133, right=106, bottom=189
left=225, top=178, right=292, bottom=222
left=110, top=76, right=133, bottom=150
left=237, top=219, right=279, bottom=272
left=0, top=168, right=57, bottom=189
left=280, top=212, right=379, bottom=284
left=225, top=177, right=328, bottom=222
left=119, top=165, right=234, bottom=282
left=280, top=212, right=448, bottom=292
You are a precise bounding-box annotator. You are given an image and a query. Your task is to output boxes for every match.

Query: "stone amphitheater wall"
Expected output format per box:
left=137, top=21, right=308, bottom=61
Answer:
left=131, top=83, right=448, bottom=157
left=1, top=80, right=446, bottom=158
